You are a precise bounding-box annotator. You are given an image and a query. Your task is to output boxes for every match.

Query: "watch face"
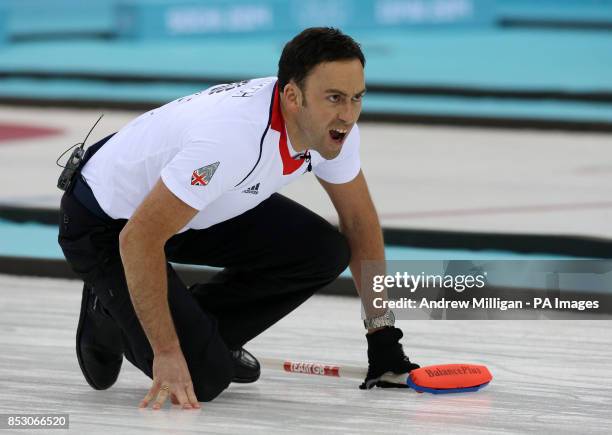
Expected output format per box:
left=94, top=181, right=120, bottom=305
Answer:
left=364, top=310, right=395, bottom=329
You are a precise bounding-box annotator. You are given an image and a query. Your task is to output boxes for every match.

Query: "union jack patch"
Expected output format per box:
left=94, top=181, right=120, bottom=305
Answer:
left=191, top=161, right=220, bottom=186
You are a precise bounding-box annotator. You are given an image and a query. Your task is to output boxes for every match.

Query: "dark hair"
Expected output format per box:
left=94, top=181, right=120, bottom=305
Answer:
left=277, top=27, right=365, bottom=92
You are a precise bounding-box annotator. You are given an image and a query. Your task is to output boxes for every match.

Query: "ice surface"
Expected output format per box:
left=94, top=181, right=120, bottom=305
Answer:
left=1, top=274, right=611, bottom=434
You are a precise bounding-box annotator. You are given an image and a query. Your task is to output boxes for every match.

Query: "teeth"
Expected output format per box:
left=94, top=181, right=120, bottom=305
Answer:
left=332, top=128, right=347, bottom=134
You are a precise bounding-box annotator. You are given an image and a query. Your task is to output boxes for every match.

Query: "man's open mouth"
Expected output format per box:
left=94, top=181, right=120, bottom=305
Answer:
left=329, top=128, right=347, bottom=142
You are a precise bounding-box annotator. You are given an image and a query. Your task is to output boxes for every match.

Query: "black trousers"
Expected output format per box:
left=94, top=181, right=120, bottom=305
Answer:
left=58, top=190, right=350, bottom=401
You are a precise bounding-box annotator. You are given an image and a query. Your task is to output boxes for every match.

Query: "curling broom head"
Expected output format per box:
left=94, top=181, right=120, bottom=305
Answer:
left=407, top=364, right=492, bottom=394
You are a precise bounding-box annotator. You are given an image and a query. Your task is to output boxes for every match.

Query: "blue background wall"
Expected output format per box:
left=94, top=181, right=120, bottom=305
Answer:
left=0, top=0, right=611, bottom=128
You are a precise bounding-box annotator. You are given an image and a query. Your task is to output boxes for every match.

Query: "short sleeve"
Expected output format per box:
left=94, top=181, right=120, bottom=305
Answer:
left=160, top=140, right=237, bottom=211
left=312, top=124, right=361, bottom=184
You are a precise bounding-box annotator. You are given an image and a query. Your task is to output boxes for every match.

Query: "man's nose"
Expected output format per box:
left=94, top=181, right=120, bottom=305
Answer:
left=338, top=102, right=359, bottom=125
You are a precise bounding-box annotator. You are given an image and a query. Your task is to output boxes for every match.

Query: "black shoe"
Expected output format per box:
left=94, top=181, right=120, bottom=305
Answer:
left=76, top=284, right=123, bottom=390
left=230, top=348, right=260, bottom=383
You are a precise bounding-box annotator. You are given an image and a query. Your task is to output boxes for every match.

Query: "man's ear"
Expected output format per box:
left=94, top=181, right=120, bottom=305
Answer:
left=282, top=81, right=303, bottom=111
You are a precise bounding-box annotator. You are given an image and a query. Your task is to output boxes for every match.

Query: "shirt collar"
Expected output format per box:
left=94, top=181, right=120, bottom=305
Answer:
left=270, top=83, right=305, bottom=175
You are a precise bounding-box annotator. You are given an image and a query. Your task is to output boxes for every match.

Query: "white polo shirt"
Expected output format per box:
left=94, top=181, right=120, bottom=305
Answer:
left=82, top=77, right=361, bottom=232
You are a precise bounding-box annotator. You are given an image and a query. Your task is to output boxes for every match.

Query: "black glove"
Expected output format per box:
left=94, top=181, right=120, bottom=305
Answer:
left=359, top=327, right=420, bottom=390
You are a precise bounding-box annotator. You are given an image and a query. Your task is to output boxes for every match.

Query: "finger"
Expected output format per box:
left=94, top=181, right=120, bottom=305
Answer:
left=152, top=386, right=170, bottom=410
left=173, top=387, right=192, bottom=409
left=359, top=377, right=379, bottom=390
left=170, top=393, right=179, bottom=405
left=185, top=382, right=201, bottom=409
left=140, top=384, right=160, bottom=408
left=376, top=380, right=409, bottom=389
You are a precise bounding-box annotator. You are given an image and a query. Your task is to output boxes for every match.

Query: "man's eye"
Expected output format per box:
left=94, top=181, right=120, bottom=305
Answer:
left=328, top=95, right=341, bottom=103
left=352, top=94, right=363, bottom=102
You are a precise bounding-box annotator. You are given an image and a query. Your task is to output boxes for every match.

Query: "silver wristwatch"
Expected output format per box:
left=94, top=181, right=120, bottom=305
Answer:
left=363, top=309, right=395, bottom=329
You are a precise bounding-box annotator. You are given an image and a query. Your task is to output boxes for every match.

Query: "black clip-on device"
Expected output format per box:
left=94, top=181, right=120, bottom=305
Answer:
left=56, top=115, right=104, bottom=192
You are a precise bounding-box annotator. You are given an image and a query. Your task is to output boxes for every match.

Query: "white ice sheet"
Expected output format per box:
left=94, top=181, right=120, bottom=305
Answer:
left=1, top=274, right=611, bottom=434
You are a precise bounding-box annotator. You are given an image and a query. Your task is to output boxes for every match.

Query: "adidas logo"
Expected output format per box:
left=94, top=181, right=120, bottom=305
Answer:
left=242, top=183, right=260, bottom=194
